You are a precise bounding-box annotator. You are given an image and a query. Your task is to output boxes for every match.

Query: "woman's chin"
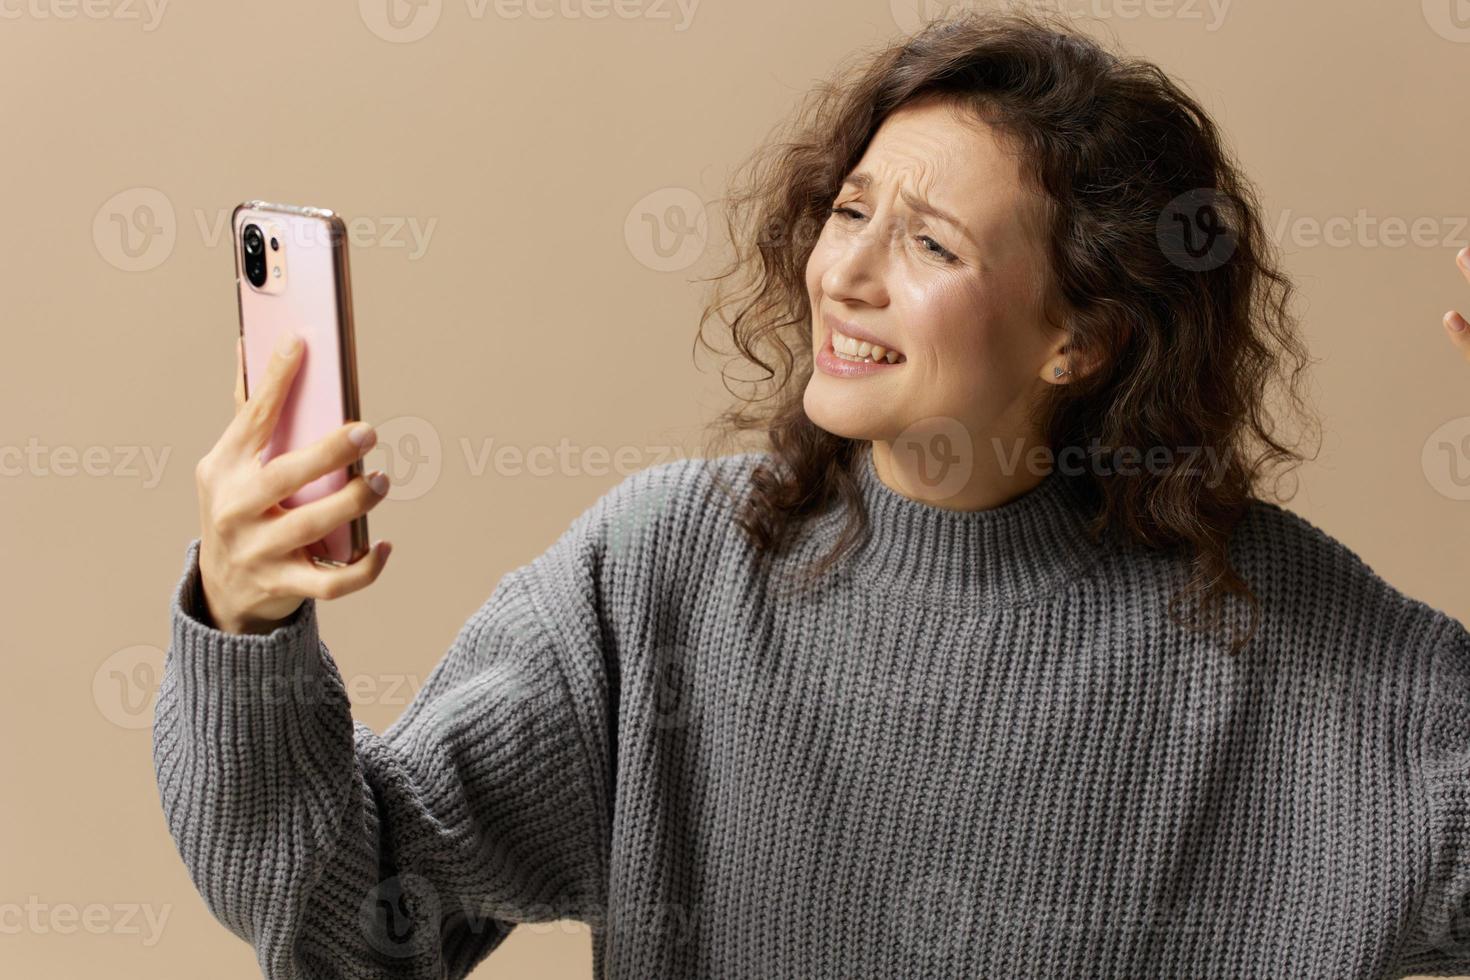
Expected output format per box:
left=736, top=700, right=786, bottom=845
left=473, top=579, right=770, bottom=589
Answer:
left=802, top=383, right=892, bottom=442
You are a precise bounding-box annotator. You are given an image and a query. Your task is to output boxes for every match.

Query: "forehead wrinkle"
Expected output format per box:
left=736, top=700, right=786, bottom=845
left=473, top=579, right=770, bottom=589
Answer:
left=841, top=166, right=978, bottom=249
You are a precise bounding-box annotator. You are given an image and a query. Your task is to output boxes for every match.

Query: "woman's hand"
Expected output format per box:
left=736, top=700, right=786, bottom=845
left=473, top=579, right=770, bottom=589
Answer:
left=195, top=332, right=392, bottom=635
left=1444, top=246, right=1470, bottom=357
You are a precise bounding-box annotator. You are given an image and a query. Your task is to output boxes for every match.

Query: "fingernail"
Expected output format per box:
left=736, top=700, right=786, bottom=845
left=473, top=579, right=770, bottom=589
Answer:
left=276, top=332, right=299, bottom=355
left=366, top=470, right=389, bottom=495
left=1459, top=246, right=1470, bottom=270
left=1448, top=311, right=1467, bottom=333
left=377, top=540, right=393, bottom=560
left=348, top=422, right=376, bottom=449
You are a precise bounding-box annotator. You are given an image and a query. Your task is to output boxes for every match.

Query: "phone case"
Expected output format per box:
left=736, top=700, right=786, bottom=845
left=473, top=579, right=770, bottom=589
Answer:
left=233, top=201, right=368, bottom=566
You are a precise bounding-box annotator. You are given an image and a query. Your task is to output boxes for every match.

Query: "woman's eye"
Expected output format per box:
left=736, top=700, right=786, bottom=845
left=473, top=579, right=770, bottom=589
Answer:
left=828, top=205, right=959, bottom=264
left=919, top=236, right=958, bottom=262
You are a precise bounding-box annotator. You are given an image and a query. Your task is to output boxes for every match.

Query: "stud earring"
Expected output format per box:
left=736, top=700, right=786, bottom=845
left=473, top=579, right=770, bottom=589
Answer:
left=1053, top=365, right=1072, bottom=378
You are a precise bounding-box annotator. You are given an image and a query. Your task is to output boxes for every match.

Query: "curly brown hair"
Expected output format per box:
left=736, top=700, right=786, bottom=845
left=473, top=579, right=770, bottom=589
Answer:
left=693, top=9, right=1320, bottom=657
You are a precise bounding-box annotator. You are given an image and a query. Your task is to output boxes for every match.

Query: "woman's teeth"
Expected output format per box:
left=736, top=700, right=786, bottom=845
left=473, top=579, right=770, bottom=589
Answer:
left=831, top=328, right=905, bottom=364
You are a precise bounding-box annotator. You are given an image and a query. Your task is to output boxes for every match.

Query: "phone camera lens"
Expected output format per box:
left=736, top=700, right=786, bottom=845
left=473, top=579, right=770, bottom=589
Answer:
left=242, top=224, right=268, bottom=287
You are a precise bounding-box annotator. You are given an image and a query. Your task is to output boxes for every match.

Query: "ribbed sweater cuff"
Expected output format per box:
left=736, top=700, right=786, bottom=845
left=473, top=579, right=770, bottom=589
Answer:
left=166, top=539, right=338, bottom=738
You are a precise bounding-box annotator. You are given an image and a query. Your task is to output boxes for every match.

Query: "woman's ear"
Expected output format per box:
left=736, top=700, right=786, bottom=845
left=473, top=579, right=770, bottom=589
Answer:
left=1041, top=339, right=1080, bottom=385
left=1040, top=330, right=1105, bottom=384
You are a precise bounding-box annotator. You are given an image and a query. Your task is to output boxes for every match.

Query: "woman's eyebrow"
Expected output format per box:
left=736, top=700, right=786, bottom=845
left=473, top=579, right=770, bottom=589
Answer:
left=841, top=170, right=969, bottom=235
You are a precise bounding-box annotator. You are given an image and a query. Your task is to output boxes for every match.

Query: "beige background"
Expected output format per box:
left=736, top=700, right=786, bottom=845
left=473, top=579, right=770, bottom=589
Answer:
left=2, top=0, right=1468, bottom=976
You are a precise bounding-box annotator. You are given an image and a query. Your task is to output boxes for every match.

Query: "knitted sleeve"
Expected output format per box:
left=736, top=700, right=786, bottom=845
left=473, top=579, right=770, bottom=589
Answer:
left=1397, top=615, right=1470, bottom=977
left=148, top=467, right=661, bottom=979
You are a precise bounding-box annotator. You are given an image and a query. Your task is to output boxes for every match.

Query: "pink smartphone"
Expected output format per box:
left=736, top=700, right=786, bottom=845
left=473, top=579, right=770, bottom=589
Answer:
left=233, top=201, right=368, bottom=566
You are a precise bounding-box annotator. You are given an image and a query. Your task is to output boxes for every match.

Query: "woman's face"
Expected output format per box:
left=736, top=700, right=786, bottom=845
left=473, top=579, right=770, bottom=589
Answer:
left=803, top=96, right=1071, bottom=488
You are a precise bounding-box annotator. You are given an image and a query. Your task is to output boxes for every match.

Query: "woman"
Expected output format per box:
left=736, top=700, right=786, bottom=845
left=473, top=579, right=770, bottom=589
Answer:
left=154, top=10, right=1470, bottom=979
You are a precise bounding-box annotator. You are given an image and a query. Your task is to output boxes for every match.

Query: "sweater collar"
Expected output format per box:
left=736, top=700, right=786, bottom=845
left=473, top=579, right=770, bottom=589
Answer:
left=837, top=443, right=1108, bottom=608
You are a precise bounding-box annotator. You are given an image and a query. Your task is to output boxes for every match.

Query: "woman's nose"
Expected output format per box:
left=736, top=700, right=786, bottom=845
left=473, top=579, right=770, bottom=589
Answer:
left=824, top=222, right=891, bottom=305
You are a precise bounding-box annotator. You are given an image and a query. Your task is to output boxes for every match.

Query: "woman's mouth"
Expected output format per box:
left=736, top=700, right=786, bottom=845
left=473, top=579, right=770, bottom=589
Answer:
left=815, top=323, right=906, bottom=379
left=830, top=326, right=905, bottom=364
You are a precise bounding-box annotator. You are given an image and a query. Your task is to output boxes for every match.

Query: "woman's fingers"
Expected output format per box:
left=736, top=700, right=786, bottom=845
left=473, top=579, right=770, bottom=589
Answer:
left=266, top=470, right=389, bottom=554
left=226, top=332, right=304, bottom=454
left=275, top=539, right=393, bottom=601
left=1444, top=310, right=1470, bottom=360
left=248, top=420, right=377, bottom=511
left=199, top=328, right=394, bottom=631
left=1445, top=247, right=1470, bottom=363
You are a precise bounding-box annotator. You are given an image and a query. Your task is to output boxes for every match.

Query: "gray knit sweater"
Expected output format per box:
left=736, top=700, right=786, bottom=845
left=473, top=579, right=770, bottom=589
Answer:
left=153, top=447, right=1470, bottom=979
